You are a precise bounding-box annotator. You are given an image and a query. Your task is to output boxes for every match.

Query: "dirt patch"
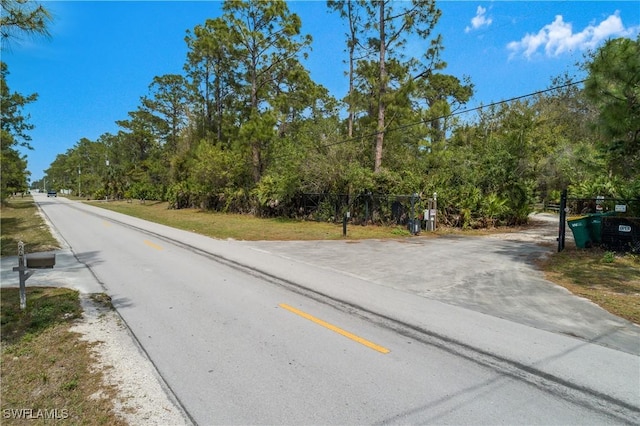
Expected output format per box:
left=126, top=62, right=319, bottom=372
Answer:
left=487, top=213, right=559, bottom=244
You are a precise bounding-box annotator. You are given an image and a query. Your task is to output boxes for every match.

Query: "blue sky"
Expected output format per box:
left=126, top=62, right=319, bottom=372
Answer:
left=4, top=1, right=639, bottom=182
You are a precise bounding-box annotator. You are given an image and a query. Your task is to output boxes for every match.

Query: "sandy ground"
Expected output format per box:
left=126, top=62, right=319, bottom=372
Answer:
left=70, top=296, right=192, bottom=425
left=487, top=212, right=560, bottom=243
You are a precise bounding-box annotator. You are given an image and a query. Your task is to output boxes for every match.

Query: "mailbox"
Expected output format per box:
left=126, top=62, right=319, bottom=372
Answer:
left=13, top=242, right=56, bottom=310
left=26, top=253, right=56, bottom=269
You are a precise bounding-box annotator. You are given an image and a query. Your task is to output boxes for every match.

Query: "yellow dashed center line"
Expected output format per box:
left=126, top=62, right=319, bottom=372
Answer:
left=144, top=240, right=164, bottom=251
left=279, top=303, right=390, bottom=354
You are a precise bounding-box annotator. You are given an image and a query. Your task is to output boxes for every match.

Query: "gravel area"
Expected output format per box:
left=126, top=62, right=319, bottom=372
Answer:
left=487, top=212, right=560, bottom=243
left=71, top=295, right=192, bottom=425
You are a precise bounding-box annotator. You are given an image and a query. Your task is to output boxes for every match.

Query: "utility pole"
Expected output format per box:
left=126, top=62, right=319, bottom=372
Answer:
left=558, top=189, right=567, bottom=252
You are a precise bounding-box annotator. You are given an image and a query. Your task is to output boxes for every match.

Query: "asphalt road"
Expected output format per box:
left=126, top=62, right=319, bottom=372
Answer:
left=3, top=194, right=639, bottom=424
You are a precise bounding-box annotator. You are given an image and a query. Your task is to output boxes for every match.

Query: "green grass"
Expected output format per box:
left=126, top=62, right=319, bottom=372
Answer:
left=1, top=287, right=82, bottom=345
left=88, top=199, right=419, bottom=241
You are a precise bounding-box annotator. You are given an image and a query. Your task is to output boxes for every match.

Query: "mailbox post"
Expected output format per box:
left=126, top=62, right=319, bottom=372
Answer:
left=12, top=241, right=56, bottom=310
left=409, top=193, right=420, bottom=235
left=425, top=193, right=438, bottom=231
left=12, top=242, right=31, bottom=310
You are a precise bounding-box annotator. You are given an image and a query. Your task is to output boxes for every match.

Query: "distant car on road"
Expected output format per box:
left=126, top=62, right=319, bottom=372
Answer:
left=47, top=190, right=57, bottom=197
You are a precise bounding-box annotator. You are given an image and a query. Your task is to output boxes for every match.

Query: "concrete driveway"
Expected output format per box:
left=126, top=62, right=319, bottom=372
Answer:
left=243, top=214, right=639, bottom=355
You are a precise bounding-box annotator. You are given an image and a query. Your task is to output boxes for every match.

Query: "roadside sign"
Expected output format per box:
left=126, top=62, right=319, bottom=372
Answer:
left=615, top=204, right=627, bottom=212
left=619, top=225, right=632, bottom=233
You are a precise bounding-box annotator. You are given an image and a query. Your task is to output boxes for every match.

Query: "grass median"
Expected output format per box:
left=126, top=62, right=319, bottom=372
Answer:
left=87, top=199, right=415, bottom=240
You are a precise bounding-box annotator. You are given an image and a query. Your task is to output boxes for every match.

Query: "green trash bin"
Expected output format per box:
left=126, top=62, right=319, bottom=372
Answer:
left=588, top=215, right=603, bottom=244
left=588, top=212, right=616, bottom=244
left=567, top=216, right=592, bottom=248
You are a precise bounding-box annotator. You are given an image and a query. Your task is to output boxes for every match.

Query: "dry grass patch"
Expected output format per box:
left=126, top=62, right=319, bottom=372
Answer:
left=539, top=249, right=640, bottom=324
left=1, top=287, right=126, bottom=425
left=0, top=197, right=59, bottom=257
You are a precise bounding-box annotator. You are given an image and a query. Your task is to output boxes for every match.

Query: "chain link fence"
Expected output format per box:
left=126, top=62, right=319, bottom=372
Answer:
left=292, top=193, right=425, bottom=226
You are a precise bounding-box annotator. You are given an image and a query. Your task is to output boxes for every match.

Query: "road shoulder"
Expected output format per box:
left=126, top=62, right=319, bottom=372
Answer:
left=70, top=294, right=192, bottom=425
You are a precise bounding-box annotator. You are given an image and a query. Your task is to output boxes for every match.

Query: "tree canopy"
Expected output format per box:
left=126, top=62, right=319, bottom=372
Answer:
left=34, top=1, right=639, bottom=226
left=583, top=36, right=640, bottom=180
left=1, top=0, right=52, bottom=201
left=0, top=0, right=52, bottom=47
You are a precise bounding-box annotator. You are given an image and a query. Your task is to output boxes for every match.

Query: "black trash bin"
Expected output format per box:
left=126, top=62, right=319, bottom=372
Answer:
left=407, top=219, right=421, bottom=235
left=587, top=212, right=616, bottom=244
left=601, top=217, right=640, bottom=252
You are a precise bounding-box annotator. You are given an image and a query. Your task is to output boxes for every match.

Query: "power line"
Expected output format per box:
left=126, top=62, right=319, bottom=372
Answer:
left=294, top=78, right=587, bottom=155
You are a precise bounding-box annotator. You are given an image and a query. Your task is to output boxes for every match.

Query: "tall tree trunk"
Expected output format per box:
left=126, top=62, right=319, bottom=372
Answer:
left=347, top=1, right=356, bottom=139
left=251, top=67, right=261, bottom=183
left=214, top=65, right=222, bottom=142
left=348, top=50, right=355, bottom=138
left=374, top=0, right=386, bottom=173
left=251, top=143, right=261, bottom=183
left=205, top=60, right=212, bottom=132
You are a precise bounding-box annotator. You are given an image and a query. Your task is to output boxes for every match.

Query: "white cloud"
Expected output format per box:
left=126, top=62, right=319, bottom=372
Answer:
left=465, top=6, right=493, bottom=33
left=507, top=11, right=639, bottom=60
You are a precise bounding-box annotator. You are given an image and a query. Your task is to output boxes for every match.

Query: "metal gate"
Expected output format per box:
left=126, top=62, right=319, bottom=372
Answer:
left=293, top=192, right=436, bottom=235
